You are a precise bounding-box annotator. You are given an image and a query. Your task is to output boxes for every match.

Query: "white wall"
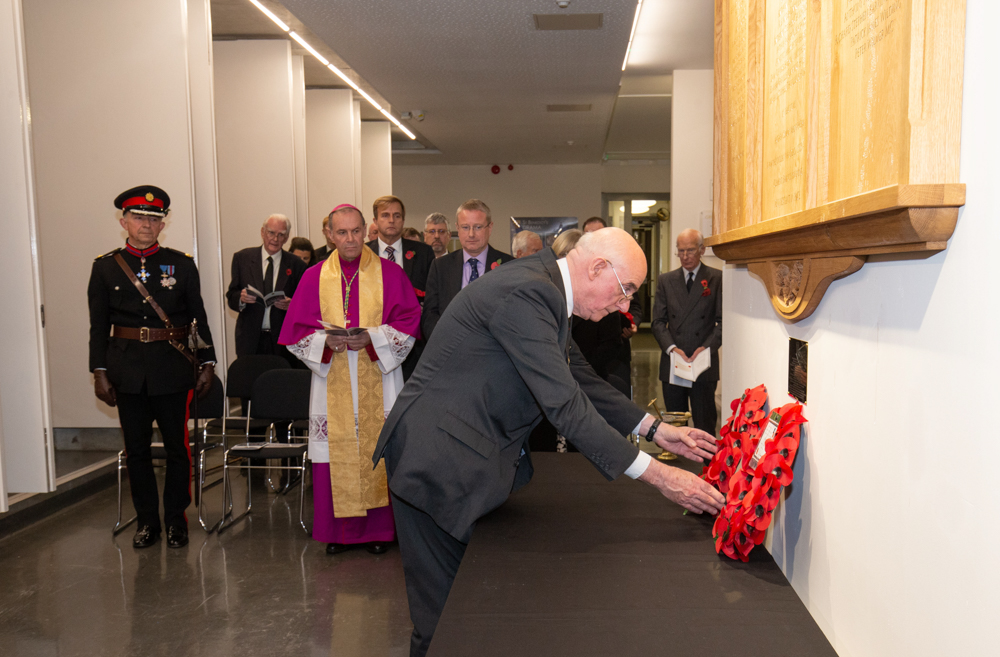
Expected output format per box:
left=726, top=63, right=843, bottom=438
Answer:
left=600, top=161, right=670, bottom=194
left=305, top=88, right=356, bottom=247
left=391, top=163, right=602, bottom=251
left=360, top=121, right=393, bottom=220
left=213, top=39, right=299, bottom=368
left=24, top=0, right=199, bottom=429
left=291, top=55, right=309, bottom=239
left=723, top=2, right=999, bottom=654
left=0, top=0, right=52, bottom=497
left=669, top=70, right=716, bottom=272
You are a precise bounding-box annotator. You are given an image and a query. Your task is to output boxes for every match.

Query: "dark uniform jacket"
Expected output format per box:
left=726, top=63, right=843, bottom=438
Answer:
left=651, top=263, right=723, bottom=382
left=226, top=247, right=307, bottom=357
left=88, top=245, right=216, bottom=396
left=420, top=245, right=511, bottom=340
left=374, top=248, right=644, bottom=543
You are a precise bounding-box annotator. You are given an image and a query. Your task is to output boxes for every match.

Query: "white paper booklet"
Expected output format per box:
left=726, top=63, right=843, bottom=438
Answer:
left=670, top=348, right=711, bottom=385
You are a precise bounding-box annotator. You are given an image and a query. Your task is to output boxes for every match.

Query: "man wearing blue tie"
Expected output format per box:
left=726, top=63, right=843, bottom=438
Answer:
left=421, top=199, right=512, bottom=340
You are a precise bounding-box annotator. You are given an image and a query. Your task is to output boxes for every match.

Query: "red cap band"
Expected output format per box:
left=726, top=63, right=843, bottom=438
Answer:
left=121, top=195, right=164, bottom=209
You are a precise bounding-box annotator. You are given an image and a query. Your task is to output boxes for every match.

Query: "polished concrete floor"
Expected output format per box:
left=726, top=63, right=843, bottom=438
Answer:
left=0, top=333, right=721, bottom=657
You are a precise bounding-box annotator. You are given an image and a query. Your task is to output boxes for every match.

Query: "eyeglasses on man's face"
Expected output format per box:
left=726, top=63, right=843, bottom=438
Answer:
left=676, top=247, right=702, bottom=256
left=604, top=259, right=635, bottom=304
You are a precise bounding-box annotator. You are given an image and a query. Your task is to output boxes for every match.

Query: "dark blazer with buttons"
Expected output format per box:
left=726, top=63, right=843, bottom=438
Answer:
left=225, top=247, right=307, bottom=357
left=651, top=263, right=723, bottom=382
left=88, top=246, right=216, bottom=396
left=373, top=248, right=645, bottom=543
left=420, top=244, right=511, bottom=340
left=365, top=237, right=436, bottom=303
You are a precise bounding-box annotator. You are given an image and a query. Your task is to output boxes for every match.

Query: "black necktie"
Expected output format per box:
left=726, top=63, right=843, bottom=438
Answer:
left=264, top=256, right=274, bottom=295
left=686, top=271, right=693, bottom=292
left=469, top=258, right=480, bottom=283
left=385, top=246, right=396, bottom=263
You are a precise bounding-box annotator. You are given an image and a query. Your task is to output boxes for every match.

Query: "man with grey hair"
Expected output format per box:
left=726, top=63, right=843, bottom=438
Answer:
left=226, top=213, right=308, bottom=364
left=511, top=230, right=543, bottom=258
left=651, top=228, right=722, bottom=435
left=424, top=213, right=451, bottom=258
left=421, top=199, right=512, bottom=339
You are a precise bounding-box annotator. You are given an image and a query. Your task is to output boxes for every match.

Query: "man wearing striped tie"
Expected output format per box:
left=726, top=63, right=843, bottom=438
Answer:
left=367, top=195, right=435, bottom=379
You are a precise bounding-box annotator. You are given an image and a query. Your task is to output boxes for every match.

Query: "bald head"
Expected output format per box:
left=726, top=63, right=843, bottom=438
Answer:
left=512, top=230, right=543, bottom=258
left=565, top=227, right=646, bottom=321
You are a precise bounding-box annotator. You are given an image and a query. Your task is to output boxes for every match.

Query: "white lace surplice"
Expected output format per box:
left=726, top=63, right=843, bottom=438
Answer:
left=286, top=326, right=414, bottom=463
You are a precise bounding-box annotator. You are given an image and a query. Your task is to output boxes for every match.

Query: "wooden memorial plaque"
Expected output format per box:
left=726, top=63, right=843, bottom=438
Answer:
left=708, top=0, right=966, bottom=321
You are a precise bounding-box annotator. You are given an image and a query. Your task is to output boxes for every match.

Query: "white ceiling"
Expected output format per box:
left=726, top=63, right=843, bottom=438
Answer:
left=212, top=0, right=715, bottom=165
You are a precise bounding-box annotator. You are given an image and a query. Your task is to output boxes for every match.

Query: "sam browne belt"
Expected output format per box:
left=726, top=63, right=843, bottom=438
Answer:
left=111, top=325, right=191, bottom=343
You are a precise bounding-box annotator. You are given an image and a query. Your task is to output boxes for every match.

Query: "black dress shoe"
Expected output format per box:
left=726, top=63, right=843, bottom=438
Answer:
left=132, top=525, right=159, bottom=549
left=166, top=526, right=189, bottom=549
left=326, top=543, right=351, bottom=555
left=366, top=542, right=389, bottom=555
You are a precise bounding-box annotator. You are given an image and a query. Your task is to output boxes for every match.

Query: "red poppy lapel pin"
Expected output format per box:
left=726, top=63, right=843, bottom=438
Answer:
left=491, top=259, right=500, bottom=270
left=701, top=279, right=711, bottom=296
left=286, top=268, right=292, bottom=276
left=405, top=250, right=415, bottom=260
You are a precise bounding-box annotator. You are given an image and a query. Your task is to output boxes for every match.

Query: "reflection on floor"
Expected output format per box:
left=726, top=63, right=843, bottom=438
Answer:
left=0, top=330, right=726, bottom=656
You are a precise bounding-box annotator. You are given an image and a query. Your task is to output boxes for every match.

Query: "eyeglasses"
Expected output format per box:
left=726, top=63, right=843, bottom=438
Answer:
left=604, top=259, right=634, bottom=303
left=457, top=224, right=489, bottom=234
left=676, top=248, right=702, bottom=256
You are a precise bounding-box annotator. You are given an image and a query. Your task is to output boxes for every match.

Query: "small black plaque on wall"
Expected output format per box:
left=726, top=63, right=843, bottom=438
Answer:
left=788, top=338, right=808, bottom=403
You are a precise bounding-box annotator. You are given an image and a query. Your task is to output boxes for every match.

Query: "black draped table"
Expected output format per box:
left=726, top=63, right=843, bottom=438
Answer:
left=428, top=453, right=836, bottom=657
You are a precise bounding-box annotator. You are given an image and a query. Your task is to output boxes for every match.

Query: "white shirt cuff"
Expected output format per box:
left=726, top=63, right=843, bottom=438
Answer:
left=666, top=344, right=676, bottom=354
left=624, top=450, right=653, bottom=479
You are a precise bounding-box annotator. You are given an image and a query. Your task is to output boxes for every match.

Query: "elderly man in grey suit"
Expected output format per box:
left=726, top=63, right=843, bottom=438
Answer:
left=374, top=227, right=726, bottom=657
left=651, top=228, right=723, bottom=435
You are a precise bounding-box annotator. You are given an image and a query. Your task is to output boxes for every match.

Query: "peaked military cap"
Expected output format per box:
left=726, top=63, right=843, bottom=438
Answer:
left=114, top=185, right=170, bottom=218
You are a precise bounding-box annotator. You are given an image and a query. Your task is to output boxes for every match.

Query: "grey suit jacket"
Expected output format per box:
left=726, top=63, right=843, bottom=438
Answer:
left=373, top=249, right=645, bottom=542
left=651, top=263, right=723, bottom=382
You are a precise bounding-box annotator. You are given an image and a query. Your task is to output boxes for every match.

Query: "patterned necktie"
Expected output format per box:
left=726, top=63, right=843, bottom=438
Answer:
left=686, top=271, right=693, bottom=292
left=469, top=258, right=479, bottom=283
left=385, top=246, right=396, bottom=263
left=264, top=256, right=274, bottom=295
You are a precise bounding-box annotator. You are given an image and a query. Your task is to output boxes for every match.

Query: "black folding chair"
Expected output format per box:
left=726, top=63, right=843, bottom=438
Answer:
left=217, top=369, right=312, bottom=535
left=203, top=355, right=290, bottom=449
left=113, top=374, right=225, bottom=535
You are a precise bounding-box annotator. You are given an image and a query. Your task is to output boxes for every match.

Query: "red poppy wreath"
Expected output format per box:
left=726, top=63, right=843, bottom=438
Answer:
left=706, top=388, right=806, bottom=562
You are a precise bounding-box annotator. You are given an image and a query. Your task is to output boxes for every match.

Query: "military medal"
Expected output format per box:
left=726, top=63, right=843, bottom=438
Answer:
left=137, top=257, right=150, bottom=283
left=160, top=265, right=176, bottom=289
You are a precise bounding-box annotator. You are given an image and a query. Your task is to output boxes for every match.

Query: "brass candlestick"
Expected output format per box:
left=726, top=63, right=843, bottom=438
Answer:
left=647, top=399, right=692, bottom=461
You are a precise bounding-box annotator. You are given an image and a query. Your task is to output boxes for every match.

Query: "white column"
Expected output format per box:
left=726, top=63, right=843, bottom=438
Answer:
left=352, top=99, right=364, bottom=218
left=291, top=55, right=309, bottom=239
left=305, top=89, right=357, bottom=247
left=186, top=0, right=228, bottom=376
left=0, top=0, right=53, bottom=498
left=360, top=121, right=393, bottom=216
left=23, top=0, right=199, bottom=430
left=213, top=39, right=298, bottom=367
left=668, top=70, right=715, bottom=271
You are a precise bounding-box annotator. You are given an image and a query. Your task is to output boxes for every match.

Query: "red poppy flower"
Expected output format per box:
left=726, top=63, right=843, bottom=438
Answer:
left=285, top=268, right=292, bottom=275
left=757, top=453, right=794, bottom=486
left=405, top=250, right=415, bottom=260
left=491, top=260, right=500, bottom=270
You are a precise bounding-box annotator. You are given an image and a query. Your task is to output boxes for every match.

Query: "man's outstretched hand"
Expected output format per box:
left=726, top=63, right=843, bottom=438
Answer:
left=653, top=423, right=719, bottom=463
left=638, top=459, right=725, bottom=515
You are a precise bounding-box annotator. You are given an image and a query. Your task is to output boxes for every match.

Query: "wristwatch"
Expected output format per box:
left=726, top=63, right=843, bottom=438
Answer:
left=644, top=418, right=662, bottom=443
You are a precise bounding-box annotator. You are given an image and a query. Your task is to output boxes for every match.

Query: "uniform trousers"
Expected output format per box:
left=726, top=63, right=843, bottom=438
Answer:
left=663, top=377, right=718, bottom=436
left=116, top=388, right=192, bottom=532
left=391, top=491, right=468, bottom=657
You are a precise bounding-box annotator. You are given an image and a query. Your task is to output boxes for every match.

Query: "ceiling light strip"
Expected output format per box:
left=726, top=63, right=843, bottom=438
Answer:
left=248, top=0, right=416, bottom=139
left=622, top=0, right=644, bottom=71
left=248, top=0, right=289, bottom=32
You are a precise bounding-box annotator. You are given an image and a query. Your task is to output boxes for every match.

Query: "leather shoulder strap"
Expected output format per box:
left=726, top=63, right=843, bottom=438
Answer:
left=113, top=252, right=173, bottom=328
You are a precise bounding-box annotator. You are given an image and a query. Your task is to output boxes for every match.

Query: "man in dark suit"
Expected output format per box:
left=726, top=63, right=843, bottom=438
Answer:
left=366, top=195, right=435, bottom=379
left=421, top=198, right=512, bottom=340
left=314, top=214, right=336, bottom=261
left=374, top=228, right=725, bottom=657
left=651, top=228, right=723, bottom=435
left=226, top=214, right=307, bottom=366
left=89, top=185, right=216, bottom=550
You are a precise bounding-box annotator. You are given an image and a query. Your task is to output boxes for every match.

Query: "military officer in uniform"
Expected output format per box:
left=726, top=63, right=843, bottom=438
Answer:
left=88, top=185, right=216, bottom=549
